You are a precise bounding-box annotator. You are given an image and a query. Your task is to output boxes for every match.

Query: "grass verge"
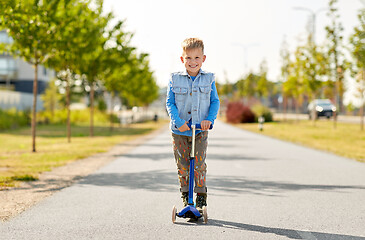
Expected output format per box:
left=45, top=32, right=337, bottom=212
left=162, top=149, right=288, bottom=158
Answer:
left=0, top=121, right=167, bottom=189
left=234, top=120, right=365, bottom=163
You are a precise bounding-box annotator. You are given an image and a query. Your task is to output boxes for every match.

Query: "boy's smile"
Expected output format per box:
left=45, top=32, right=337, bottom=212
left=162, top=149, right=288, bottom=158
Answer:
left=180, top=48, right=206, bottom=77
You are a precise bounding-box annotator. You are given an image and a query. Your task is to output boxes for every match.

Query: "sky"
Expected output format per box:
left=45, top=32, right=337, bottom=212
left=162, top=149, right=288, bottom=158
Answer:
left=103, top=0, right=364, bottom=104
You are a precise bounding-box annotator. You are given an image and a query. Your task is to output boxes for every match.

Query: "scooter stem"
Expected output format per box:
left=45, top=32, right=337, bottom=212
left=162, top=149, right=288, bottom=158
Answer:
left=188, top=125, right=196, bottom=205
left=191, top=125, right=196, bottom=159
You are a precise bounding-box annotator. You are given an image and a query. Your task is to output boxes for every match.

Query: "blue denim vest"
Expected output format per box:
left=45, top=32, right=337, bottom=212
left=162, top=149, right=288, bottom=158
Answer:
left=170, top=70, right=214, bottom=130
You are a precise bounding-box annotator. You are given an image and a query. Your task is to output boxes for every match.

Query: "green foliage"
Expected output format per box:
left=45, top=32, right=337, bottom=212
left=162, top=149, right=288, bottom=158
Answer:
left=280, top=37, right=291, bottom=83
left=0, top=108, right=30, bottom=130
left=0, top=0, right=60, bottom=65
left=235, top=72, right=259, bottom=98
left=251, top=104, right=273, bottom=122
left=1, top=0, right=158, bottom=140
left=257, top=60, right=269, bottom=98
left=41, top=79, right=62, bottom=115
left=97, top=98, right=107, bottom=112
left=349, top=8, right=365, bottom=110
left=37, top=109, right=112, bottom=125
left=349, top=8, right=365, bottom=69
left=11, top=174, right=38, bottom=181
left=325, top=0, right=347, bottom=110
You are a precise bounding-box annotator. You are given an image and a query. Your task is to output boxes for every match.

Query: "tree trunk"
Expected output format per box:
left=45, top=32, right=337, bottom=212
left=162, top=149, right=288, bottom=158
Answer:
left=66, top=73, right=71, bottom=143
left=295, top=98, right=299, bottom=123
left=333, top=85, right=338, bottom=130
left=31, top=63, right=38, bottom=152
left=283, top=95, right=287, bottom=122
left=90, top=82, right=94, bottom=137
left=333, top=55, right=339, bottom=130
left=312, top=95, right=316, bottom=127
left=361, top=69, right=365, bottom=131
left=360, top=103, right=364, bottom=131
left=110, top=91, right=114, bottom=132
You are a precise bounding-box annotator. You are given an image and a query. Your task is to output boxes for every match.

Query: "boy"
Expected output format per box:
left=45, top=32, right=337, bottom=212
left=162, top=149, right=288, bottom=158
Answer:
left=166, top=38, right=220, bottom=212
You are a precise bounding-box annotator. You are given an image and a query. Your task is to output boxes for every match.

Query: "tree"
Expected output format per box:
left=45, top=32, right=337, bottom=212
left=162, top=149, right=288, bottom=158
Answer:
left=122, top=53, right=159, bottom=107
left=301, top=41, right=326, bottom=125
left=325, top=0, right=347, bottom=128
left=1, top=0, right=63, bottom=152
left=41, top=79, right=61, bottom=121
left=349, top=7, right=365, bottom=130
left=46, top=0, right=104, bottom=142
left=76, top=2, right=113, bottom=137
left=102, top=22, right=135, bottom=128
left=283, top=46, right=305, bottom=121
left=256, top=60, right=269, bottom=105
left=279, top=37, right=291, bottom=120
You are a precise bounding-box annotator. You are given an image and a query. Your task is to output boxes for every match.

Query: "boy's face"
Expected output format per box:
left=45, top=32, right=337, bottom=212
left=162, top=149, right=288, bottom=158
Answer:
left=180, top=48, right=206, bottom=77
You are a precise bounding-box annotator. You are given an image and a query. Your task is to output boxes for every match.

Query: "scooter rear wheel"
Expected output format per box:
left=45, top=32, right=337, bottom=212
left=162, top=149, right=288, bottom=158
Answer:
left=202, top=206, right=208, bottom=224
left=172, top=205, right=177, bottom=223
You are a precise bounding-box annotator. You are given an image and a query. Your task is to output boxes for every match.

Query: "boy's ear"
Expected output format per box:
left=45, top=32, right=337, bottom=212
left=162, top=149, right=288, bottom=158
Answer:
left=180, top=56, right=184, bottom=63
left=203, top=55, right=206, bottom=62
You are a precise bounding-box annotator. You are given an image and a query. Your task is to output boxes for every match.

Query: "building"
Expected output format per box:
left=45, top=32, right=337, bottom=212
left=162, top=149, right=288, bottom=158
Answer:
left=0, top=30, right=55, bottom=111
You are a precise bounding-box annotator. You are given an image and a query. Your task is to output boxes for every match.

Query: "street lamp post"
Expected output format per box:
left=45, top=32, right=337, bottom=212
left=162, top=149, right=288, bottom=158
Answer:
left=232, top=42, right=260, bottom=75
left=293, top=7, right=327, bottom=44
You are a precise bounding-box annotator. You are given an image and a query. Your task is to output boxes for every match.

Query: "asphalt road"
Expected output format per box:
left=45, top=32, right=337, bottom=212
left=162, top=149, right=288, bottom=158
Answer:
left=1, top=121, right=365, bottom=240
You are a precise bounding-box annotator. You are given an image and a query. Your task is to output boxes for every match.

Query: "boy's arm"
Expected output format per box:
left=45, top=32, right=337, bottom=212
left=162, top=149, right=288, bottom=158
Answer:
left=166, top=77, right=186, bottom=129
left=204, top=80, right=220, bottom=124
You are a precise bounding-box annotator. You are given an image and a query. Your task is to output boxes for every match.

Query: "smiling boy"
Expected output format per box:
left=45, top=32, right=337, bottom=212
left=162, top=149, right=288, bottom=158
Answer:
left=166, top=38, right=220, bottom=212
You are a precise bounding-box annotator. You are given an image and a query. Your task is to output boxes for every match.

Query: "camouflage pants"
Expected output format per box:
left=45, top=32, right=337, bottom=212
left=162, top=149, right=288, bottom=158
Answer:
left=172, top=132, right=208, bottom=193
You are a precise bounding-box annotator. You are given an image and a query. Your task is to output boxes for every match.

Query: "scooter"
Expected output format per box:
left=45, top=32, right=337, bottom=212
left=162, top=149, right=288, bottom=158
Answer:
left=172, top=123, right=212, bottom=224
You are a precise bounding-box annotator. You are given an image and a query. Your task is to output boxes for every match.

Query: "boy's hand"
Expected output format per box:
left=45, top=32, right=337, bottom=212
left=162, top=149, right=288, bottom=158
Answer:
left=178, top=122, right=191, bottom=132
left=200, top=120, right=212, bottom=131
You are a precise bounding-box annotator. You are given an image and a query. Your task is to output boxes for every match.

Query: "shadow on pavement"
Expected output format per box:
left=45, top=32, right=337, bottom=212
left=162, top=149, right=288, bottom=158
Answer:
left=78, top=170, right=365, bottom=196
left=79, top=170, right=177, bottom=192
left=207, top=219, right=365, bottom=240
left=114, top=153, right=174, bottom=161
left=113, top=152, right=272, bottom=162
left=207, top=153, right=272, bottom=161
left=209, top=175, right=365, bottom=196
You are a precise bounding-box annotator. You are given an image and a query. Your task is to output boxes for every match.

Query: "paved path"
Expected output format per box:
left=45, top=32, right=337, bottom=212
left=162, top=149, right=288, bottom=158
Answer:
left=1, top=121, right=365, bottom=239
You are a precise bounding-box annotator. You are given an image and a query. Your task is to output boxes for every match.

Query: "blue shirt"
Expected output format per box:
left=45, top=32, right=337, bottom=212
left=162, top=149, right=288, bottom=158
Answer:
left=166, top=69, right=220, bottom=136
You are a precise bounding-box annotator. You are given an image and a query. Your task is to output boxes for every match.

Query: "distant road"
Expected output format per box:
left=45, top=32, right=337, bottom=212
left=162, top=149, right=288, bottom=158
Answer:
left=274, top=113, right=363, bottom=124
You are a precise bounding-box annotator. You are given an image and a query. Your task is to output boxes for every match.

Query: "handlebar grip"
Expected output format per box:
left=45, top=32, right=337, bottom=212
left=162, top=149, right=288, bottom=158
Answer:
left=187, top=123, right=213, bottom=130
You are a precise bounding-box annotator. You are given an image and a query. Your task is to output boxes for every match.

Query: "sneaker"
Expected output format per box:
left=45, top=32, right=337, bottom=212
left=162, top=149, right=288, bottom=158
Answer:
left=195, top=193, right=207, bottom=213
left=181, top=192, right=189, bottom=207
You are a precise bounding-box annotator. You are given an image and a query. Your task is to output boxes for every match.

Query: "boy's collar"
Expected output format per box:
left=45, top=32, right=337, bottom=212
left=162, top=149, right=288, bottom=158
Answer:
left=182, top=69, right=206, bottom=76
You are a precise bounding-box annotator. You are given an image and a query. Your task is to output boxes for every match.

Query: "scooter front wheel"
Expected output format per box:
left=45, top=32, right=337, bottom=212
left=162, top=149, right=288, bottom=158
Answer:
left=172, top=205, right=177, bottom=223
left=202, top=206, right=208, bottom=224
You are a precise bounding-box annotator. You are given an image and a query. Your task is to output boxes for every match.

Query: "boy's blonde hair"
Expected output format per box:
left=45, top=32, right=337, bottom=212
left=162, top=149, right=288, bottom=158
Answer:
left=181, top=38, right=204, bottom=54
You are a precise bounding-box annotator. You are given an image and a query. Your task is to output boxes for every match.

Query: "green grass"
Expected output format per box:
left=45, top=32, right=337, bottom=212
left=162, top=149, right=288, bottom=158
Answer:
left=235, top=120, right=365, bottom=163
left=0, top=121, right=167, bottom=189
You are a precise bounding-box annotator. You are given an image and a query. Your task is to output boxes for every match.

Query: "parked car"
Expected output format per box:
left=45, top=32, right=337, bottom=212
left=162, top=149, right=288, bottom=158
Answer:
left=307, top=99, right=337, bottom=119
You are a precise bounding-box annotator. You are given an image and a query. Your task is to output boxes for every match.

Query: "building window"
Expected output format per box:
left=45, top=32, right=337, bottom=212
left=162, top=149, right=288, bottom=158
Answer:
left=0, top=31, right=13, bottom=44
left=0, top=58, right=15, bottom=76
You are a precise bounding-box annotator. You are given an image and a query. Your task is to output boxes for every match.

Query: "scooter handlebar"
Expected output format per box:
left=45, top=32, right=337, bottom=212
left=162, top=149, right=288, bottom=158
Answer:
left=187, top=122, right=213, bottom=130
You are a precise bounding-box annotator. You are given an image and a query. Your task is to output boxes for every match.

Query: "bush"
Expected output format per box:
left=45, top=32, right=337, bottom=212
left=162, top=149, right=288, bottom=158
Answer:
left=37, top=109, right=111, bottom=125
left=226, top=102, right=256, bottom=123
left=241, top=106, right=256, bottom=123
left=251, top=104, right=273, bottom=122
left=0, top=108, right=30, bottom=130
left=97, top=98, right=107, bottom=112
